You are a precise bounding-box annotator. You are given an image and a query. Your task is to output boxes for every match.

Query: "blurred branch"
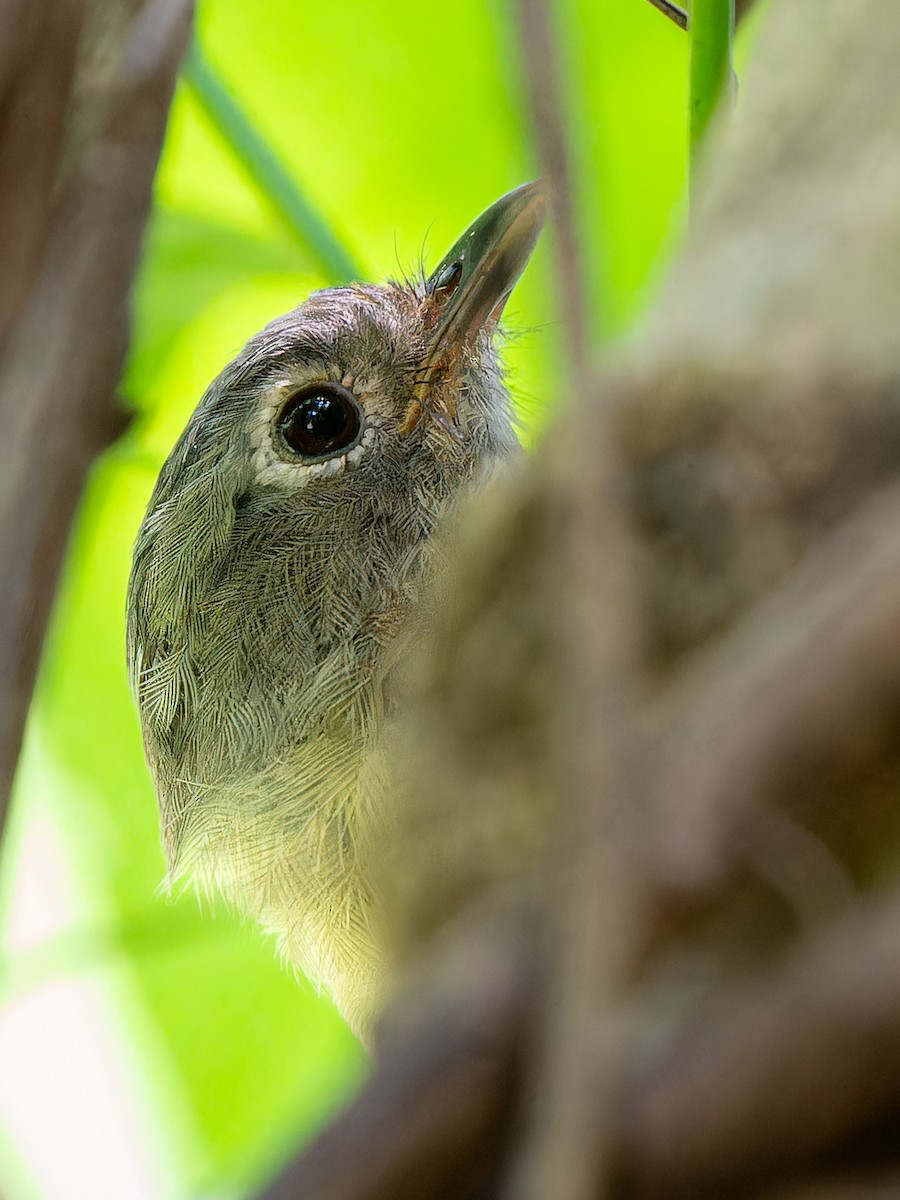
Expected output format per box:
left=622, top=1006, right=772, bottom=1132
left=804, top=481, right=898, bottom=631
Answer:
left=256, top=884, right=900, bottom=1200
left=0, top=0, right=192, bottom=838
left=509, top=2, right=641, bottom=1199
left=0, top=0, right=89, bottom=833
left=259, top=914, right=530, bottom=1200
left=0, top=0, right=85, bottom=347
left=761, top=1172, right=900, bottom=1200
left=183, top=42, right=362, bottom=283
left=648, top=477, right=900, bottom=907
left=616, top=889, right=900, bottom=1198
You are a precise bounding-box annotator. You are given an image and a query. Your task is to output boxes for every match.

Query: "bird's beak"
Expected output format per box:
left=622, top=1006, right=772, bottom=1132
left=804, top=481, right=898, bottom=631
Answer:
left=400, top=180, right=547, bottom=435
left=425, top=178, right=547, bottom=346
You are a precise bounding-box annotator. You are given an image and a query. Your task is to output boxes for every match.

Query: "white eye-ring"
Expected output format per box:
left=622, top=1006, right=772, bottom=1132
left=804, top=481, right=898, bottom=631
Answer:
left=249, top=376, right=381, bottom=487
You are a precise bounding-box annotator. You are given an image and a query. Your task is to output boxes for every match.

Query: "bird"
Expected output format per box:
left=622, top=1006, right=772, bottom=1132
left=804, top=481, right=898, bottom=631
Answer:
left=126, top=181, right=546, bottom=1037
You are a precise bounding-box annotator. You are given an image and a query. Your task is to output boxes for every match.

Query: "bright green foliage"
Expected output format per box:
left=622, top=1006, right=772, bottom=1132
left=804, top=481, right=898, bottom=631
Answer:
left=0, top=2, right=691, bottom=1197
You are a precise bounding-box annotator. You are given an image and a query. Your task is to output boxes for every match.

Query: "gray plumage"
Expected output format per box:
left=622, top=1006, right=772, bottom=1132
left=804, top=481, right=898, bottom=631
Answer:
left=126, top=184, right=544, bottom=1035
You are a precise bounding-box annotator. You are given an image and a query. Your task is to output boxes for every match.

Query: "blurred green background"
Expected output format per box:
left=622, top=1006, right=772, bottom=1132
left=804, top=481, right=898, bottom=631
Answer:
left=0, top=1, right=690, bottom=1197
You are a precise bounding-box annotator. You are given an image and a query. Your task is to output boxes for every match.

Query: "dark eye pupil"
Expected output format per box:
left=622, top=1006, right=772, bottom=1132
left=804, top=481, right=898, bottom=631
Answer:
left=278, top=388, right=361, bottom=459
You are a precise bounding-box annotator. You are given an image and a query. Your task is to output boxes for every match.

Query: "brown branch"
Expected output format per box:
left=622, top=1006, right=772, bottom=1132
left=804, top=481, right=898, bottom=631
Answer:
left=0, top=0, right=192, bottom=837
left=615, top=890, right=900, bottom=1198
left=760, top=1170, right=900, bottom=1200
left=0, top=0, right=87, bottom=347
left=647, top=477, right=900, bottom=907
left=257, top=915, right=531, bottom=1200
left=256, top=886, right=900, bottom=1200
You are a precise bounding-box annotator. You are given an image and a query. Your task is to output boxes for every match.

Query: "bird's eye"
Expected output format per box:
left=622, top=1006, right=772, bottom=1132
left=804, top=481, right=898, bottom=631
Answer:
left=277, top=385, right=362, bottom=460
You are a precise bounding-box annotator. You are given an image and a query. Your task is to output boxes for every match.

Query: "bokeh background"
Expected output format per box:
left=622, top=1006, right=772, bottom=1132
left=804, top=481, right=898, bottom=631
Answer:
left=0, top=1, right=694, bottom=1196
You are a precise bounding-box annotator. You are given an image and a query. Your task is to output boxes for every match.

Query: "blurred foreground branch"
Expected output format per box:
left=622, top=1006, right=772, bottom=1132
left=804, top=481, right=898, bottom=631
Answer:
left=0, top=0, right=192, bottom=832
left=260, top=0, right=900, bottom=1196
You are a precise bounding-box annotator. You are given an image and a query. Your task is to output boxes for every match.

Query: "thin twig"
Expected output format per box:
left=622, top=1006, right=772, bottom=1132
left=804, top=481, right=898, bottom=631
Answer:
left=644, top=0, right=689, bottom=30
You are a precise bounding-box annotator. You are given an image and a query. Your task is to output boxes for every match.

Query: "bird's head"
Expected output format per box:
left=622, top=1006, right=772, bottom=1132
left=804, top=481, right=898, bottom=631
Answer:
left=126, top=183, right=545, bottom=1021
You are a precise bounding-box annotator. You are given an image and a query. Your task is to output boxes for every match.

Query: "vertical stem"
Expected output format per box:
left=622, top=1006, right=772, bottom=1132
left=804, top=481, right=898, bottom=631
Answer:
left=506, top=3, right=642, bottom=1199
left=689, top=0, right=735, bottom=168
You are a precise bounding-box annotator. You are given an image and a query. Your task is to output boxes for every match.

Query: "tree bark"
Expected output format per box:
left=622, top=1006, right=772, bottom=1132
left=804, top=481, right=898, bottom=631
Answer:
left=0, top=0, right=192, bottom=832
